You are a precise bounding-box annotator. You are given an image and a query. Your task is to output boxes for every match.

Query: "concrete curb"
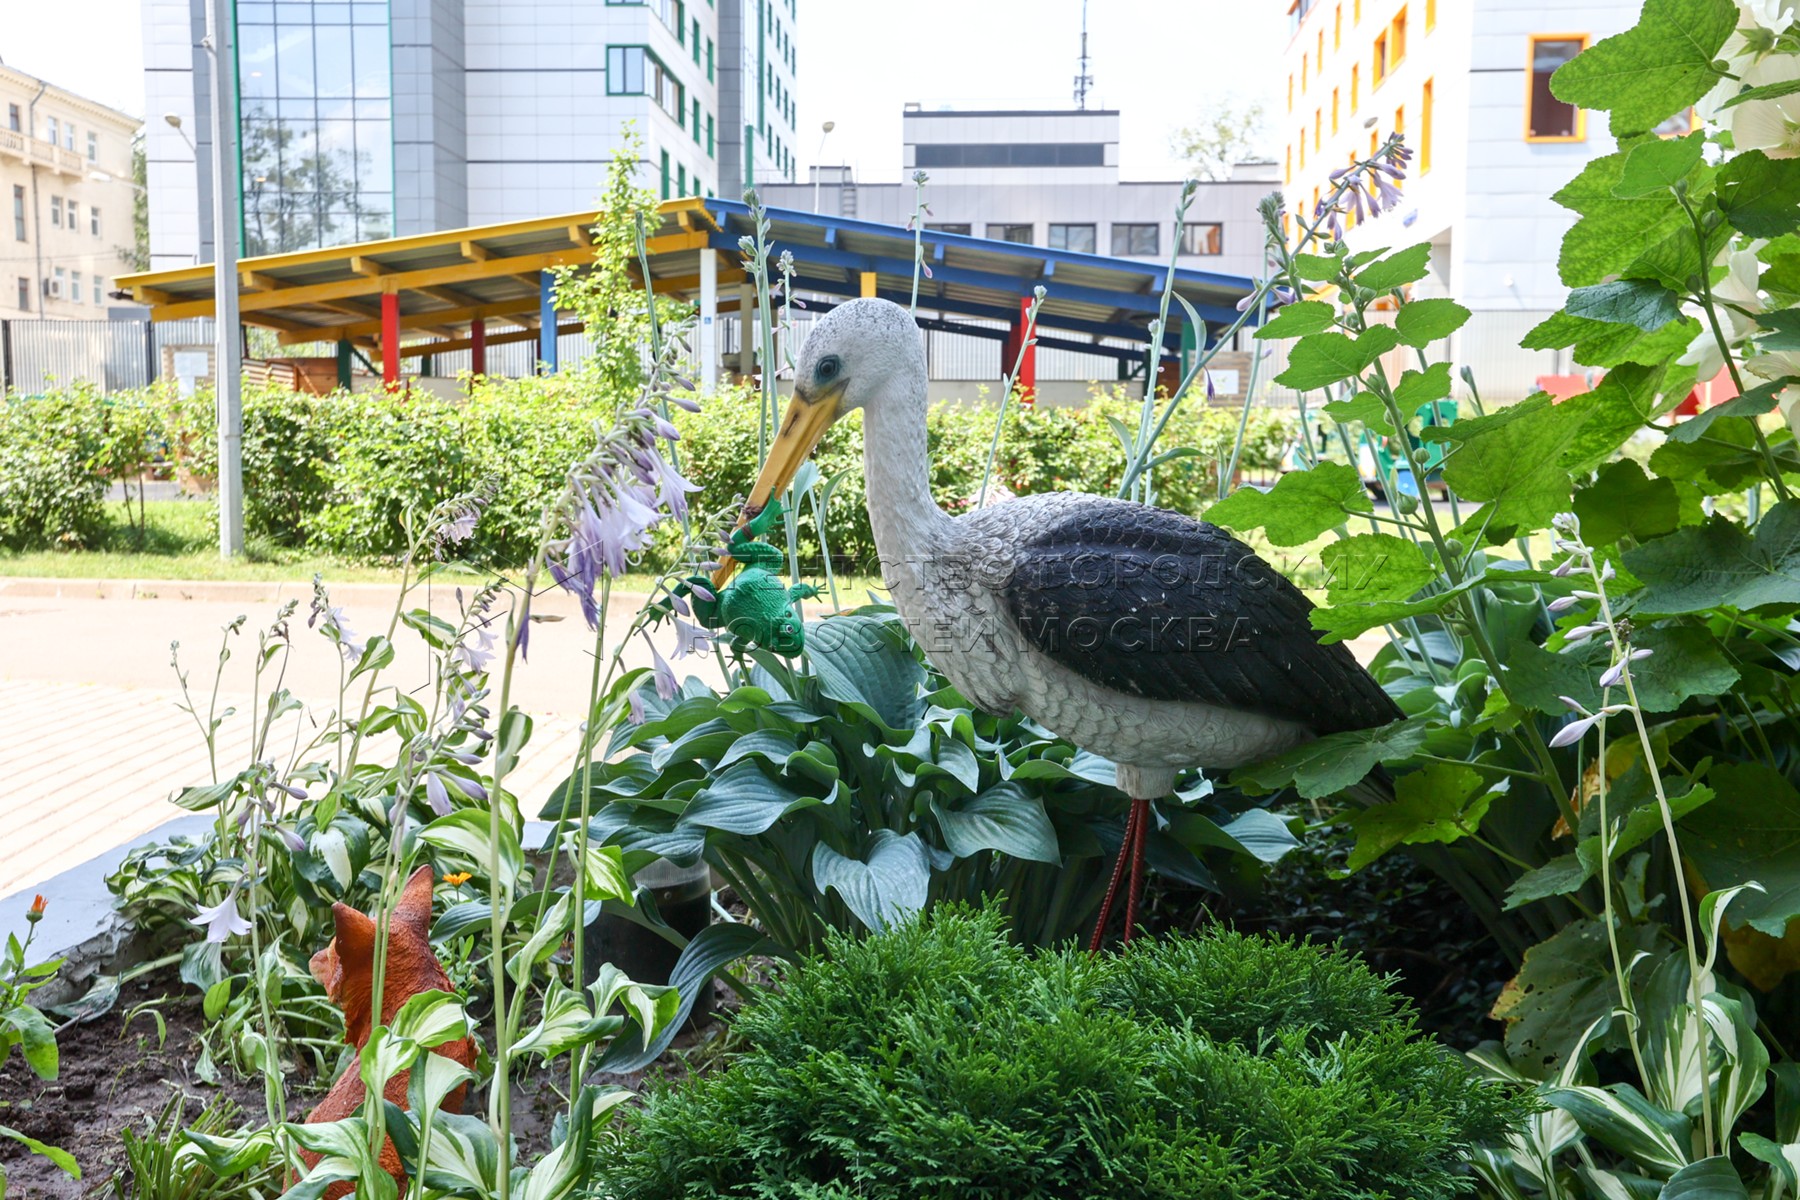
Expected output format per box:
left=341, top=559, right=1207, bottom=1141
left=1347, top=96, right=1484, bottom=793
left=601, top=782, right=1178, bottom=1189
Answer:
left=0, top=576, right=662, bottom=606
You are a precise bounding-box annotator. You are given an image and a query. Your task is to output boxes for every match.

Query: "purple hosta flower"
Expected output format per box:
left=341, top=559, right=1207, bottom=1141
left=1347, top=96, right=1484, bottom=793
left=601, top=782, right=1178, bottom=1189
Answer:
left=424, top=770, right=453, bottom=815
left=192, top=893, right=252, bottom=943
left=1372, top=172, right=1402, bottom=212
left=669, top=391, right=702, bottom=412
left=1563, top=622, right=1608, bottom=644
left=1547, top=591, right=1598, bottom=613
left=1599, top=648, right=1653, bottom=689
left=689, top=582, right=715, bottom=604
left=513, top=591, right=533, bottom=663
left=646, top=634, right=679, bottom=700
left=318, top=605, right=367, bottom=664
left=457, top=620, right=499, bottom=675
left=1271, top=286, right=1298, bottom=308
left=1549, top=714, right=1601, bottom=748
left=1550, top=557, right=1578, bottom=578
left=627, top=687, right=647, bottom=725
left=1346, top=181, right=1367, bottom=225
left=672, top=615, right=713, bottom=660
left=273, top=825, right=307, bottom=854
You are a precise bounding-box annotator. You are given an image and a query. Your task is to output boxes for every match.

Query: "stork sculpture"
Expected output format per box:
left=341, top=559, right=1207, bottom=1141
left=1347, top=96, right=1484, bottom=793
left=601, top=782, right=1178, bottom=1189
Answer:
left=714, top=298, right=1400, bottom=948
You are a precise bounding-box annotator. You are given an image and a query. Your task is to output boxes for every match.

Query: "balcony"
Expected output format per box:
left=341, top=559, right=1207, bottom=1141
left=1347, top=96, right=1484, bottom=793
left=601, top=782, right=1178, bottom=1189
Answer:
left=0, top=128, right=86, bottom=176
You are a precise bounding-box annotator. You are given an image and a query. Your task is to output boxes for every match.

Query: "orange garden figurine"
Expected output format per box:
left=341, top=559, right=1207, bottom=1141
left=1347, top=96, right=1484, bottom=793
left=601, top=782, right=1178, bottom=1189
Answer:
left=301, top=866, right=477, bottom=1198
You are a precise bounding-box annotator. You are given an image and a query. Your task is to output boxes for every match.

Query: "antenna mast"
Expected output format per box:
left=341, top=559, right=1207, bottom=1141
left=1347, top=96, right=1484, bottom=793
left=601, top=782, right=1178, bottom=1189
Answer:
left=1073, top=0, right=1093, bottom=109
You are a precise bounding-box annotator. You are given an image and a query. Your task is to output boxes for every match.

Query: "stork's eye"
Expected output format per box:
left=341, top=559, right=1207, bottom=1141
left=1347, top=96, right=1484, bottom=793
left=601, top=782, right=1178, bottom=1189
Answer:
left=815, top=355, right=842, bottom=384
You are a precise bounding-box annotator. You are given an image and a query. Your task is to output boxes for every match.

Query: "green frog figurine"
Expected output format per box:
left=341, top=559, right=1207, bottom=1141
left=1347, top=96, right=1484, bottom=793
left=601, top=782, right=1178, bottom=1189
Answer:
left=681, top=499, right=817, bottom=655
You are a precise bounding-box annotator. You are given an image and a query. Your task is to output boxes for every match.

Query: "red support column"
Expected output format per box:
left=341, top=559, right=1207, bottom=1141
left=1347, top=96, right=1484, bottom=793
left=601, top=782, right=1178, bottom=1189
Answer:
left=1016, top=295, right=1037, bottom=406
left=470, top=317, right=487, bottom=378
left=381, top=291, right=401, bottom=388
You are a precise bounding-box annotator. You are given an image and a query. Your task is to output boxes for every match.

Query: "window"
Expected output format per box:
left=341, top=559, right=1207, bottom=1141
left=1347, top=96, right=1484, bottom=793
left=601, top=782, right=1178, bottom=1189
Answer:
left=1334, top=3, right=1342, bottom=47
left=1425, top=0, right=1435, bottom=29
left=1285, top=144, right=1293, bottom=183
left=90, top=205, right=99, bottom=236
left=660, top=149, right=671, bottom=199
left=94, top=276, right=105, bottom=305
left=50, top=196, right=61, bottom=228
left=1351, top=64, right=1360, bottom=112
left=45, top=116, right=57, bottom=145
left=1180, top=223, right=1224, bottom=256
left=1527, top=36, right=1587, bottom=140
left=1314, top=108, right=1322, bottom=151
left=1287, top=74, right=1294, bottom=112
left=915, top=143, right=1106, bottom=168
left=926, top=222, right=972, bottom=235
left=707, top=112, right=715, bottom=157
left=1354, top=0, right=1361, bottom=19
left=1317, top=29, right=1324, bottom=68
left=15, top=277, right=27, bottom=312
left=63, top=122, right=73, bottom=151
left=692, top=17, right=701, bottom=62
left=1332, top=88, right=1340, bottom=133
left=1299, top=129, right=1306, bottom=169
left=677, top=162, right=687, bottom=196
left=987, top=223, right=1033, bottom=244
left=53, top=266, right=65, bottom=297
left=7, top=104, right=18, bottom=132
left=1112, top=223, right=1159, bottom=256
left=70, top=271, right=81, bottom=303
left=1373, top=32, right=1388, bottom=83
left=86, top=131, right=97, bottom=161
left=1048, top=224, right=1096, bottom=252
left=1391, top=7, right=1407, bottom=65
left=693, top=98, right=702, bottom=144
left=607, top=46, right=646, bottom=94
left=1302, top=52, right=1309, bottom=90
left=1421, top=79, right=1434, bottom=172
left=11, top=185, right=23, bottom=241
left=706, top=36, right=714, bottom=81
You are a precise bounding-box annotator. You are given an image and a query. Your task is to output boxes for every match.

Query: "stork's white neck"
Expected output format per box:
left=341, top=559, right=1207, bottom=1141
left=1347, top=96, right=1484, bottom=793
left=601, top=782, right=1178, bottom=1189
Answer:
left=861, top=389, right=950, bottom=588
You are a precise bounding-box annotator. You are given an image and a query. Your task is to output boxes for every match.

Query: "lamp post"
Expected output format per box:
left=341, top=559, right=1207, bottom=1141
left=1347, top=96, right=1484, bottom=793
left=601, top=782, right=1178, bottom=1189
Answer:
left=812, top=120, right=836, bottom=214
left=200, top=2, right=244, bottom=557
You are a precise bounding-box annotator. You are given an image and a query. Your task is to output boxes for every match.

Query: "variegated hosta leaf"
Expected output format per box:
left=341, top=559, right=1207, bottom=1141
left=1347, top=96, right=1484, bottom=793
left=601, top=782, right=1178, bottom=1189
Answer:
left=1660, top=1155, right=1751, bottom=1198
left=420, top=1112, right=505, bottom=1196
left=507, top=892, right=572, bottom=984
left=513, top=979, right=627, bottom=1059
left=407, top=1050, right=475, bottom=1117
left=1574, top=1164, right=1664, bottom=1199
left=1543, top=1083, right=1692, bottom=1177
left=1465, top=1147, right=1532, bottom=1199
left=1703, top=991, right=1769, bottom=1143
left=177, top=1126, right=281, bottom=1177
left=514, top=1083, right=635, bottom=1200
left=358, top=990, right=469, bottom=1098
left=590, top=962, right=680, bottom=1048
left=283, top=1116, right=394, bottom=1200
left=1741, top=1131, right=1800, bottom=1190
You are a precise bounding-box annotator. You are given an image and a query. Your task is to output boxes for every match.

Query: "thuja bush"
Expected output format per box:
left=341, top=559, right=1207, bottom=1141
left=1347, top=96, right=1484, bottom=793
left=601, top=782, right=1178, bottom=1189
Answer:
left=598, top=907, right=1526, bottom=1200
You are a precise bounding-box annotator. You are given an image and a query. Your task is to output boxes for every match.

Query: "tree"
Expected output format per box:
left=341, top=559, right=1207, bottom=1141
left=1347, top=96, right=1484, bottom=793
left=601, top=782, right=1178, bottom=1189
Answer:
left=1171, top=96, right=1272, bottom=182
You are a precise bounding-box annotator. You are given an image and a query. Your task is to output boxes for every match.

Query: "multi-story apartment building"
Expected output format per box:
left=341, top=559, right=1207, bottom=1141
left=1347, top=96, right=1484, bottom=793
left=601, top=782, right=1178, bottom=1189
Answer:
left=768, top=107, right=1278, bottom=282
left=1279, top=0, right=1654, bottom=399
left=142, top=0, right=797, bottom=268
left=0, top=65, right=142, bottom=320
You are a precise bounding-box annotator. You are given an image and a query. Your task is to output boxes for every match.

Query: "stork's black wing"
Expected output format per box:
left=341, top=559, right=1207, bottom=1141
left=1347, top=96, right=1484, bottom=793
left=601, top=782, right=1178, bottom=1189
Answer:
left=995, top=498, right=1401, bottom=735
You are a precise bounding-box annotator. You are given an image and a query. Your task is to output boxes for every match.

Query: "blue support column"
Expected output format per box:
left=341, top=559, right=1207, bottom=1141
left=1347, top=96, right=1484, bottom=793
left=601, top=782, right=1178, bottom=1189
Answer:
left=538, top=270, right=558, bottom=374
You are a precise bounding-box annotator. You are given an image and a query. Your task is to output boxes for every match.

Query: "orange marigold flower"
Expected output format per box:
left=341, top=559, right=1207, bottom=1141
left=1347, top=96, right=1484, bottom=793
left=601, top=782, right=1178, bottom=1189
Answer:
left=26, top=894, right=47, bottom=922
left=442, top=871, right=473, bottom=886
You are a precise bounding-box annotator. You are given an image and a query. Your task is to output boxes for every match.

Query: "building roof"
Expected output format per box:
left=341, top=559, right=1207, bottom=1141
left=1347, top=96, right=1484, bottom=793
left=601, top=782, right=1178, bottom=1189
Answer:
left=115, top=197, right=1255, bottom=362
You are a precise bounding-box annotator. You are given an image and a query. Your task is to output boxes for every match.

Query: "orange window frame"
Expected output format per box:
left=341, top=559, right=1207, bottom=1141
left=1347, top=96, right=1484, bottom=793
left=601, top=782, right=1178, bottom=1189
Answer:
left=1332, top=87, right=1341, bottom=133
left=1391, top=7, right=1408, bottom=68
left=1425, top=0, right=1436, bottom=29
left=1421, top=78, right=1434, bottom=172
left=1351, top=63, right=1360, bottom=111
left=1373, top=32, right=1388, bottom=84
left=1334, top=4, right=1342, bottom=48
left=1525, top=33, right=1591, bottom=142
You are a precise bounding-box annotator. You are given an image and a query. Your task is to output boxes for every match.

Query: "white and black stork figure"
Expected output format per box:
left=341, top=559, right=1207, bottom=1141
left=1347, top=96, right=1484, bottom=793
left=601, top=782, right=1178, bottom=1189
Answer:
left=715, top=298, right=1400, bottom=948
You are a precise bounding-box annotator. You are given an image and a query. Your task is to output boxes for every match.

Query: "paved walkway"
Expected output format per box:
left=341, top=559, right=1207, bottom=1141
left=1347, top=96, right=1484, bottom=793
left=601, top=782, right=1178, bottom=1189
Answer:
left=0, top=577, right=726, bottom=902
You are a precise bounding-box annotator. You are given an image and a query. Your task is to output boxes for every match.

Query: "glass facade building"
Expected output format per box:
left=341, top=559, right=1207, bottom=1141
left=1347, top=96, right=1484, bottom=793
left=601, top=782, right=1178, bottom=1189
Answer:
left=235, top=0, right=393, bottom=254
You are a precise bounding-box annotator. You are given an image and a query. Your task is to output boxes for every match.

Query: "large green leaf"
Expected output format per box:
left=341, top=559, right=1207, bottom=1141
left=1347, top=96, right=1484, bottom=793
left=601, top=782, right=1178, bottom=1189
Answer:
left=1542, top=1083, right=1693, bottom=1175
left=1548, top=0, right=1735, bottom=136
left=1571, top=459, right=1684, bottom=547
left=931, top=782, right=1060, bottom=864
left=1424, top=393, right=1589, bottom=530
left=0, top=1124, right=77, bottom=1181
left=598, top=922, right=789, bottom=1072
left=1356, top=243, right=1433, bottom=291
left=1522, top=310, right=1701, bottom=370
left=1661, top=1157, right=1751, bottom=1199
left=1613, top=131, right=1707, bottom=199
left=812, top=830, right=931, bottom=932
left=1505, top=625, right=1737, bottom=716
left=1320, top=533, right=1437, bottom=606
left=1344, top=762, right=1496, bottom=870
left=1718, top=151, right=1800, bottom=239
left=1624, top=501, right=1800, bottom=615
left=804, top=615, right=924, bottom=731
left=679, top=760, right=819, bottom=836
left=1564, top=279, right=1683, bottom=332
left=1252, top=299, right=1336, bottom=341
left=1683, top=762, right=1800, bottom=937
left=1232, top=718, right=1428, bottom=800
left=1393, top=299, right=1470, bottom=348
left=1205, top=461, right=1372, bottom=547
left=1273, top=328, right=1400, bottom=391
left=1493, top=918, right=1665, bottom=1071
left=419, top=808, right=523, bottom=892
left=1553, top=148, right=1693, bottom=287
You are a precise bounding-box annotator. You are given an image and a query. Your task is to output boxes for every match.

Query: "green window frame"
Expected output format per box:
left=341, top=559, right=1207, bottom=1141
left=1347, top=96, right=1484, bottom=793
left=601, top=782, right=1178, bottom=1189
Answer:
left=661, top=150, right=671, bottom=199
left=707, top=112, right=715, bottom=158
left=692, top=98, right=702, bottom=144
left=706, top=38, right=714, bottom=82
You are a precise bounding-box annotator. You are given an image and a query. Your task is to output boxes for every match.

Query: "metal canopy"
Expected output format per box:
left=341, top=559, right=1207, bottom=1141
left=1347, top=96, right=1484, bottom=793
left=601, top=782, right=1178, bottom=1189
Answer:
left=116, top=197, right=1256, bottom=363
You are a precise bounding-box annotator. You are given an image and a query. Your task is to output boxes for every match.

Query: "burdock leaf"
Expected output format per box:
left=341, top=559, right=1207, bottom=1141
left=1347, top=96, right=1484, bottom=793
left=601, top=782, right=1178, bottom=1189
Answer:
left=1320, top=533, right=1438, bottom=606
left=1718, top=151, right=1800, bottom=238
left=1205, top=462, right=1373, bottom=546
left=1564, top=279, right=1683, bottom=332
left=1394, top=299, right=1471, bottom=348
left=1548, top=0, right=1736, bottom=136
left=1232, top=718, right=1430, bottom=800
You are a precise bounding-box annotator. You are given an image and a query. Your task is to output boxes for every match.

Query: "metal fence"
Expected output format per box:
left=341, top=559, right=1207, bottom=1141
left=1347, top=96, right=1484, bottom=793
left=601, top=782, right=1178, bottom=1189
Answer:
left=0, top=317, right=217, bottom=395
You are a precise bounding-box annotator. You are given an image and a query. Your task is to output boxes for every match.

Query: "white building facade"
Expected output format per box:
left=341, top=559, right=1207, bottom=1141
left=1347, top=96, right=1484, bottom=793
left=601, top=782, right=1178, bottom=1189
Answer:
left=142, top=0, right=797, bottom=268
left=0, top=65, right=142, bottom=319
left=767, top=108, right=1278, bottom=283
left=1280, top=0, right=1653, bottom=400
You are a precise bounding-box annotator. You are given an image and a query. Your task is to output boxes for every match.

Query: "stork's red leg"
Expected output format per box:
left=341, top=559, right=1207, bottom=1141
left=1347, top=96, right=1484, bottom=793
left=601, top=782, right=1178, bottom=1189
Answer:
left=1087, top=799, right=1141, bottom=953
left=1122, top=797, right=1150, bottom=945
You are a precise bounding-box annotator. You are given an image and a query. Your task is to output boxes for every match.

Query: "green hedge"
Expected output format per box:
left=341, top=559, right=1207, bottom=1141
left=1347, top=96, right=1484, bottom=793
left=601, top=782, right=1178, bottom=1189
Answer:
left=2, top=377, right=1294, bottom=568
left=597, top=907, right=1526, bottom=1200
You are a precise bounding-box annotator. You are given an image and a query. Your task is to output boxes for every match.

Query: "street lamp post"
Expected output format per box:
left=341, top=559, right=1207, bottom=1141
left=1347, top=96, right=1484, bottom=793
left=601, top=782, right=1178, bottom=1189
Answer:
left=202, top=0, right=244, bottom=557
left=813, top=120, right=836, bottom=214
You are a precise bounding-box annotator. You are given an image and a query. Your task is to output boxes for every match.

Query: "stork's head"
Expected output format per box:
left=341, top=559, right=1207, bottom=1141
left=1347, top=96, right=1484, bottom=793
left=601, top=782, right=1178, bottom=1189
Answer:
left=714, top=298, right=924, bottom=588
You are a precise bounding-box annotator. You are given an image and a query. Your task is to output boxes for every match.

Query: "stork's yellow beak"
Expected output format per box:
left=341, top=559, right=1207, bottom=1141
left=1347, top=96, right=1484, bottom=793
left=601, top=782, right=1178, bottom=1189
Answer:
left=711, top=382, right=842, bottom=589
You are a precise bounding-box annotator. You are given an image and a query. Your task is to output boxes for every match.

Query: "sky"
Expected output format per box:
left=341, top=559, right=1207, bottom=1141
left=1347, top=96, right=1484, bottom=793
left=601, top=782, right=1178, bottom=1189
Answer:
left=0, top=0, right=1287, bottom=182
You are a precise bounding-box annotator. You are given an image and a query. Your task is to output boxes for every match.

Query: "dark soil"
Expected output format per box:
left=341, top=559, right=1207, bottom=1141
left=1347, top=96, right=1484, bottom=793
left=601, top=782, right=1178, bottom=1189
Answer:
left=0, top=969, right=733, bottom=1200
left=0, top=972, right=270, bottom=1199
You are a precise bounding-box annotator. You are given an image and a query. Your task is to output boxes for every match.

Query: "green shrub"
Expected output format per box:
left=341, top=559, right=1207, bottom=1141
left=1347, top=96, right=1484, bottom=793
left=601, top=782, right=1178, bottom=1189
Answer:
left=0, top=386, right=112, bottom=549
left=599, top=907, right=1527, bottom=1200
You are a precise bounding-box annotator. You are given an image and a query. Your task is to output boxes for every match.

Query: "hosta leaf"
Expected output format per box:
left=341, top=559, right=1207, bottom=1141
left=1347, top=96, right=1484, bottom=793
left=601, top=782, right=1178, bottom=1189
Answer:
left=680, top=760, right=818, bottom=836
left=1548, top=0, right=1735, bottom=136
left=1205, top=461, right=1372, bottom=546
left=812, top=830, right=931, bottom=932
left=0, top=1124, right=77, bottom=1180
left=805, top=615, right=924, bottom=731
left=1542, top=1083, right=1692, bottom=1175
left=931, top=782, right=1060, bottom=864
left=420, top=808, right=523, bottom=892
left=599, top=922, right=789, bottom=1073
